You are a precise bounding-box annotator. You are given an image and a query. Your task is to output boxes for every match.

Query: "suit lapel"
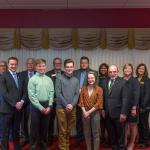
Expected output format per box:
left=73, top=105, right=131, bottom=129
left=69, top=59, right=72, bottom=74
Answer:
left=7, top=71, right=19, bottom=89
left=109, top=77, right=120, bottom=95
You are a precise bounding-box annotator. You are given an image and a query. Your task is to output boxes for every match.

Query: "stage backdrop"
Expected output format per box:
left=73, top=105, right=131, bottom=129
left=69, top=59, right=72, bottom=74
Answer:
left=0, top=48, right=150, bottom=77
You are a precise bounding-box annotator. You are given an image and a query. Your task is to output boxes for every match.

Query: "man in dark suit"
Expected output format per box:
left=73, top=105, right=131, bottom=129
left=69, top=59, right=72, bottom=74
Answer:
left=101, top=65, right=129, bottom=150
left=0, top=57, right=26, bottom=150
left=73, top=56, right=98, bottom=145
left=46, top=57, right=64, bottom=145
left=19, top=58, right=35, bottom=147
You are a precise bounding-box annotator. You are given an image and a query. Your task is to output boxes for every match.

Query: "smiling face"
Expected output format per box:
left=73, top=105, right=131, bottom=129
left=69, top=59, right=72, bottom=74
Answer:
left=0, top=61, right=7, bottom=74
left=88, top=73, right=96, bottom=85
left=36, top=63, right=46, bottom=74
left=8, top=59, right=18, bottom=72
left=108, top=65, right=118, bottom=80
left=123, top=65, right=133, bottom=77
left=53, top=58, right=62, bottom=70
left=137, top=65, right=145, bottom=77
left=80, top=59, right=89, bottom=70
left=65, top=62, right=74, bottom=76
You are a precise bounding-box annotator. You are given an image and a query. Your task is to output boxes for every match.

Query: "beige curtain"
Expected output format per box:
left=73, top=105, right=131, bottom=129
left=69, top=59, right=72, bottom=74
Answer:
left=0, top=28, right=14, bottom=50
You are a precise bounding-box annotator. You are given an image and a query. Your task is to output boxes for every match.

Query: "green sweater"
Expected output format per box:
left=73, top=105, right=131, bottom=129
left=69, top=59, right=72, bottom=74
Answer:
left=28, top=72, right=54, bottom=110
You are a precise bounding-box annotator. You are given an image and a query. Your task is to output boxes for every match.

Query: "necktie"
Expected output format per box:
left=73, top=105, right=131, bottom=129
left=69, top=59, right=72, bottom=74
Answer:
left=108, top=79, right=114, bottom=93
left=56, top=71, right=61, bottom=78
left=80, top=71, right=86, bottom=88
left=29, top=72, right=33, bottom=78
left=12, top=72, right=19, bottom=88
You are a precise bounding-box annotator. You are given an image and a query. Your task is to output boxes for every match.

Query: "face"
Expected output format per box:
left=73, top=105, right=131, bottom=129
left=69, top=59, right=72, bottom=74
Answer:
left=36, top=63, right=46, bottom=74
left=8, top=59, right=18, bottom=72
left=138, top=66, right=145, bottom=76
left=0, top=62, right=7, bottom=74
left=108, top=65, right=118, bottom=79
left=88, top=73, right=96, bottom=85
left=80, top=59, right=89, bottom=70
left=99, top=65, right=108, bottom=76
left=53, top=59, right=62, bottom=70
left=123, top=66, right=132, bottom=77
left=27, top=59, right=34, bottom=71
left=65, top=62, right=74, bottom=75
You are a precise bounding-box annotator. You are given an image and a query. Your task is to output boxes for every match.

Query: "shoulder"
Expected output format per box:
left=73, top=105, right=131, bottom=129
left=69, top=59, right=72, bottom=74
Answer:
left=46, top=69, right=54, bottom=75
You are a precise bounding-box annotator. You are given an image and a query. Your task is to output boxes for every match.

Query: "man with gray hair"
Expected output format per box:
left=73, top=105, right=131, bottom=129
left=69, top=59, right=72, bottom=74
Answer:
left=20, top=58, right=35, bottom=147
left=101, top=65, right=129, bottom=150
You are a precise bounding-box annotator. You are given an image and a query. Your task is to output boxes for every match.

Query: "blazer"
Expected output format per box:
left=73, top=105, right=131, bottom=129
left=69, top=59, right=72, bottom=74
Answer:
left=19, top=70, right=36, bottom=105
left=102, top=77, right=129, bottom=118
left=73, top=68, right=99, bottom=87
left=0, top=70, right=26, bottom=113
left=137, top=76, right=150, bottom=109
left=46, top=69, right=64, bottom=98
left=125, top=76, right=140, bottom=109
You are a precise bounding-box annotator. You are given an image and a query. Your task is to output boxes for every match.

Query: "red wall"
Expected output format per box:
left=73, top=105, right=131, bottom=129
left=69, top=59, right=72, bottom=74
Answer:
left=0, top=9, right=150, bottom=28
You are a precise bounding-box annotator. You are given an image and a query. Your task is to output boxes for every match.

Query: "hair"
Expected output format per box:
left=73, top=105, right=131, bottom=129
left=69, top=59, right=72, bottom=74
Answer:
left=35, top=58, right=46, bottom=66
left=80, top=56, right=89, bottom=64
left=87, top=71, right=97, bottom=85
left=26, top=58, right=35, bottom=64
left=123, top=63, right=133, bottom=75
left=64, top=59, right=74, bottom=67
left=136, top=63, right=148, bottom=77
left=0, top=60, right=7, bottom=70
left=53, top=57, right=62, bottom=64
left=8, top=57, right=18, bottom=64
left=99, top=63, right=109, bottom=77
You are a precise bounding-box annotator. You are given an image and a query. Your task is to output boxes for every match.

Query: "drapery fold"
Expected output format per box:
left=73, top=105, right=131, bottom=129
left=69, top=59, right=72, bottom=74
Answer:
left=0, top=28, right=150, bottom=50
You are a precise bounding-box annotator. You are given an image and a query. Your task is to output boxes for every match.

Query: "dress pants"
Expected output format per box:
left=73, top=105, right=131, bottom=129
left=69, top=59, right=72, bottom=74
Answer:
left=56, top=108, right=76, bottom=150
left=48, top=102, right=56, bottom=143
left=1, top=110, right=21, bottom=150
left=76, top=105, right=84, bottom=141
left=105, top=115, right=126, bottom=150
left=30, top=103, right=50, bottom=150
left=21, top=104, right=30, bottom=142
left=138, top=110, right=150, bottom=145
left=82, top=111, right=100, bottom=150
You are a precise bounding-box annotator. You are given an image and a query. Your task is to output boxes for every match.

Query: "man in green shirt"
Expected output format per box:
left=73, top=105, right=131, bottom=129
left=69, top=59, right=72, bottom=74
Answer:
left=28, top=58, right=54, bottom=150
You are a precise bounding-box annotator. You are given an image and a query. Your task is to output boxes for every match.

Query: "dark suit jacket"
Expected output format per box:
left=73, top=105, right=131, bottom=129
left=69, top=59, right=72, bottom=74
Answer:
left=46, top=69, right=64, bottom=98
left=19, top=70, right=36, bottom=105
left=138, top=76, right=150, bottom=109
left=73, top=68, right=99, bottom=87
left=125, top=76, right=140, bottom=109
left=102, top=77, right=129, bottom=118
left=0, top=71, right=26, bottom=113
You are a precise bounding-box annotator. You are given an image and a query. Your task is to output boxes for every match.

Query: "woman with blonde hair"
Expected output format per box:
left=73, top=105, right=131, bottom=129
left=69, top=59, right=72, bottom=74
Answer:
left=123, top=64, right=140, bottom=150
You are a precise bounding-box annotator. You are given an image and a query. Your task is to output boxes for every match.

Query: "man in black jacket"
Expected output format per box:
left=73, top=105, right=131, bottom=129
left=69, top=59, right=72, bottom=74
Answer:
left=0, top=57, right=26, bottom=150
left=101, top=65, right=129, bottom=150
left=19, top=58, right=35, bottom=147
left=46, top=57, right=64, bottom=145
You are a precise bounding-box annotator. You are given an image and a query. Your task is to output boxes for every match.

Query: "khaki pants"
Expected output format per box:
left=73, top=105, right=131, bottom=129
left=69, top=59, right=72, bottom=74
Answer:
left=56, top=108, right=76, bottom=150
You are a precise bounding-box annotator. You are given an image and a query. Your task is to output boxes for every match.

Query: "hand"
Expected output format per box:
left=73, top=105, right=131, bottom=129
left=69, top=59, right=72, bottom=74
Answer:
left=44, top=107, right=51, bottom=114
left=41, top=108, right=46, bottom=114
left=66, top=104, right=73, bottom=112
left=119, top=114, right=126, bottom=122
left=83, top=111, right=90, bottom=119
left=101, top=110, right=105, bottom=118
left=15, top=100, right=24, bottom=110
left=131, top=109, right=137, bottom=117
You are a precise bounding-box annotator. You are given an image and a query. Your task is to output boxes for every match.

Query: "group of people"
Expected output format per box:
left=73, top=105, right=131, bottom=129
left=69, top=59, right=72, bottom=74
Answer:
left=0, top=56, right=150, bottom=150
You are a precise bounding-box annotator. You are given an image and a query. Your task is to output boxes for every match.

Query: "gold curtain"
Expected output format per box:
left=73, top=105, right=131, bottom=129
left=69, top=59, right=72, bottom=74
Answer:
left=0, top=28, right=150, bottom=50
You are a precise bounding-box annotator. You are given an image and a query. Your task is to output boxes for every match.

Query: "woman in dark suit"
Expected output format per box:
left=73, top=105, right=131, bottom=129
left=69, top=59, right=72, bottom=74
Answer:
left=136, top=63, right=150, bottom=148
left=98, top=63, right=110, bottom=147
left=123, top=64, right=140, bottom=150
